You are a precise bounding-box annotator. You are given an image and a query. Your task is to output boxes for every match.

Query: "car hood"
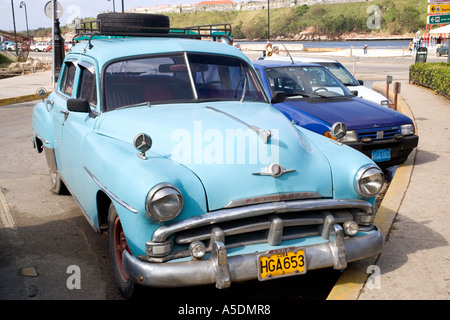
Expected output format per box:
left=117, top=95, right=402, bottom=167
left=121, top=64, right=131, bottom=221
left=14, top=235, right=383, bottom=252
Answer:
left=96, top=102, right=333, bottom=211
left=279, top=97, right=412, bottom=130
left=345, top=85, right=388, bottom=105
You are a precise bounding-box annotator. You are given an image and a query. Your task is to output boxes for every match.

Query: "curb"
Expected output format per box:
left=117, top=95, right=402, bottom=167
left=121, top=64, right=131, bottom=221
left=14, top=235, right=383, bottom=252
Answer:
left=326, top=81, right=417, bottom=300
left=0, top=92, right=51, bottom=106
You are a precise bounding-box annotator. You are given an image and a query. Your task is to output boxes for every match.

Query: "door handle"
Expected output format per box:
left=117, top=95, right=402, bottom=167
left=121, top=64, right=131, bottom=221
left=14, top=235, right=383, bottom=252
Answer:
left=46, top=100, right=54, bottom=111
left=60, top=110, right=69, bottom=124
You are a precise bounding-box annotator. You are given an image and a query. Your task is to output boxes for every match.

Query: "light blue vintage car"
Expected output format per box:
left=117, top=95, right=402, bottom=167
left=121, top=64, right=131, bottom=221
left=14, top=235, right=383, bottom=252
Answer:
left=32, top=13, right=384, bottom=298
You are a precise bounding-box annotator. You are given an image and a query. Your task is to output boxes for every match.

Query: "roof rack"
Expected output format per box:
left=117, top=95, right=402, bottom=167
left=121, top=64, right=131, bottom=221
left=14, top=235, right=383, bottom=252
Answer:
left=73, top=20, right=233, bottom=47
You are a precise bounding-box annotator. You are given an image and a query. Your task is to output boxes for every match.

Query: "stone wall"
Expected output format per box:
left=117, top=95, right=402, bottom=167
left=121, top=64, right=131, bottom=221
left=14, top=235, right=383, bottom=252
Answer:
left=130, top=0, right=368, bottom=15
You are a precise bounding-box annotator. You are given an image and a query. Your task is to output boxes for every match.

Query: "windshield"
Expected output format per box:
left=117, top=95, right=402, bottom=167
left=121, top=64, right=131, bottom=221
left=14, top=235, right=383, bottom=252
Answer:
left=104, top=53, right=267, bottom=111
left=264, top=65, right=354, bottom=99
left=318, top=62, right=360, bottom=86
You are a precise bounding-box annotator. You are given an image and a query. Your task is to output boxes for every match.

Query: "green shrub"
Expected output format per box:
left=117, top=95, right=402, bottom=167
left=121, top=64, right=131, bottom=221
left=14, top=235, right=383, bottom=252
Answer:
left=0, top=53, right=15, bottom=68
left=409, top=62, right=450, bottom=99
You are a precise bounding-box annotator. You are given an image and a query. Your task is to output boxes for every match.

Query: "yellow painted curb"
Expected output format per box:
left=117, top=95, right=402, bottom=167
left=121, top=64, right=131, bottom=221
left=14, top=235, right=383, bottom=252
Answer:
left=326, top=82, right=417, bottom=300
left=0, top=92, right=51, bottom=106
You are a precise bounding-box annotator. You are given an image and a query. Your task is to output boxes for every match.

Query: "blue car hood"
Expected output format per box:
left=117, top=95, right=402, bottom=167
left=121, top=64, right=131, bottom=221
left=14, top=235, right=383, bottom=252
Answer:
left=97, top=102, right=333, bottom=211
left=279, top=97, right=412, bottom=129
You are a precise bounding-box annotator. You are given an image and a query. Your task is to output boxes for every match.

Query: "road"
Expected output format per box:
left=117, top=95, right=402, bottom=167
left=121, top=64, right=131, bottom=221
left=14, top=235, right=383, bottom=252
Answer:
left=0, top=53, right=445, bottom=301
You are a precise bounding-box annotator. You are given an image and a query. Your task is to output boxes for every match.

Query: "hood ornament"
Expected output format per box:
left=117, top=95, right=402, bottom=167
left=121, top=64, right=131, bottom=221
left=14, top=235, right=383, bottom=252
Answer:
left=252, top=163, right=295, bottom=178
left=134, top=133, right=152, bottom=160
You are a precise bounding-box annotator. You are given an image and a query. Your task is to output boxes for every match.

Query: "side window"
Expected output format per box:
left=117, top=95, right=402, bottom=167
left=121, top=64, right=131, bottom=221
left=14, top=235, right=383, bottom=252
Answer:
left=60, top=62, right=76, bottom=96
left=78, top=64, right=97, bottom=106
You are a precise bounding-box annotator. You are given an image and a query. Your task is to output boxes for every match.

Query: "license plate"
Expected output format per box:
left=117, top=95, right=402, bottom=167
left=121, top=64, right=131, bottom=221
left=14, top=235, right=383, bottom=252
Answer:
left=371, top=148, right=391, bottom=162
left=258, top=247, right=306, bottom=281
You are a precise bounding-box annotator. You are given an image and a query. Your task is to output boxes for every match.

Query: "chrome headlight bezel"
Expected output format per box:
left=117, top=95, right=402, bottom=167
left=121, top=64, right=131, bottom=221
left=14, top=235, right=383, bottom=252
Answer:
left=355, top=165, right=384, bottom=198
left=401, top=124, right=415, bottom=136
left=146, top=183, right=183, bottom=221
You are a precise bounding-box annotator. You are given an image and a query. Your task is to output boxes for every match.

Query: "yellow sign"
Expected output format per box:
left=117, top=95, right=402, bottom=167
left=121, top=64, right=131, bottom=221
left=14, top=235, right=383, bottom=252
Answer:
left=428, top=4, right=450, bottom=13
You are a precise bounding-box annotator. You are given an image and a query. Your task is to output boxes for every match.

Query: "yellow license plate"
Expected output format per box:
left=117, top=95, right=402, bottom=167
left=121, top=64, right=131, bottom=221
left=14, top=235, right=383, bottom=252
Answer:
left=258, top=247, right=306, bottom=281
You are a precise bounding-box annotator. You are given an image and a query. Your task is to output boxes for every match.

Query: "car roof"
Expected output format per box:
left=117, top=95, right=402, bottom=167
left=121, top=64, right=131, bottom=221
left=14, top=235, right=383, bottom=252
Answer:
left=69, top=36, right=250, bottom=68
left=252, top=59, right=322, bottom=68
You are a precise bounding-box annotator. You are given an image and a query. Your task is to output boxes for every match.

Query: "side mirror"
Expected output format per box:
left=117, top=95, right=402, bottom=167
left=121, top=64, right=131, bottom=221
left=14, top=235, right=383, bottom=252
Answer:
left=358, top=80, right=364, bottom=85
left=67, top=99, right=90, bottom=113
left=351, top=90, right=359, bottom=97
left=271, top=91, right=286, bottom=104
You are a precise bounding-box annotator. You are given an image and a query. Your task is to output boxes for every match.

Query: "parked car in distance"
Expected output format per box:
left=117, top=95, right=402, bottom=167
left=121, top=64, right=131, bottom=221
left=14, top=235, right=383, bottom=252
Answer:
left=436, top=45, right=448, bottom=56
left=253, top=59, right=419, bottom=168
left=262, top=56, right=390, bottom=107
left=32, top=13, right=385, bottom=298
left=31, top=42, right=50, bottom=52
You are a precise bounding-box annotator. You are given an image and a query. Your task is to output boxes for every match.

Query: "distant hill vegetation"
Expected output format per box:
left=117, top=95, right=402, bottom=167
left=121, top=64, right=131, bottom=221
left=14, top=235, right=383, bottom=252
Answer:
left=167, top=0, right=428, bottom=40
left=15, top=0, right=428, bottom=41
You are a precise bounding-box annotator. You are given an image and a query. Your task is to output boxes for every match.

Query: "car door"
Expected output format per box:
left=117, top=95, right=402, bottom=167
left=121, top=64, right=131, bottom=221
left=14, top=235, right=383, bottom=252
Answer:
left=50, top=58, right=99, bottom=198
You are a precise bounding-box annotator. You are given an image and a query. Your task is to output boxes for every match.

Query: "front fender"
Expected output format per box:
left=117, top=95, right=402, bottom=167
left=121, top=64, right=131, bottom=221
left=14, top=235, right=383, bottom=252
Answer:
left=81, top=132, right=208, bottom=256
left=32, top=97, right=55, bottom=150
left=298, top=126, right=377, bottom=205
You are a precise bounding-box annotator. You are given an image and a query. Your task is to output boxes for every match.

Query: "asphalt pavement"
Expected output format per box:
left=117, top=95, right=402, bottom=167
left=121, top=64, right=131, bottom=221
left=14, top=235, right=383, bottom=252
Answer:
left=0, top=68, right=449, bottom=300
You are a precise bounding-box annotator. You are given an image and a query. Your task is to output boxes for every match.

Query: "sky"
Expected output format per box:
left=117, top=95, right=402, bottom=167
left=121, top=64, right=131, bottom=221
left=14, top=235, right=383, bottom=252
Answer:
left=0, top=0, right=205, bottom=33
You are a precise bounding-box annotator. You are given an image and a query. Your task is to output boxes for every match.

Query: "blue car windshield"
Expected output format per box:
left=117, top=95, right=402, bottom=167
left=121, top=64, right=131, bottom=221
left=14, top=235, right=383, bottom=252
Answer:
left=264, top=66, right=354, bottom=99
left=104, top=53, right=267, bottom=111
left=318, top=62, right=360, bottom=86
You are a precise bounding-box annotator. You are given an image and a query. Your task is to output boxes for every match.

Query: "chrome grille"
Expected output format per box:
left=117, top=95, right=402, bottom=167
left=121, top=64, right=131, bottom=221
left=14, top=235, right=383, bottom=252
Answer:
left=144, top=199, right=374, bottom=262
left=356, top=126, right=400, bottom=140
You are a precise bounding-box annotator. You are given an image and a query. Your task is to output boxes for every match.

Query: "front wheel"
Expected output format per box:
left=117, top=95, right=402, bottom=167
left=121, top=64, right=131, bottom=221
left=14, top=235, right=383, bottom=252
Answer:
left=107, top=203, right=135, bottom=299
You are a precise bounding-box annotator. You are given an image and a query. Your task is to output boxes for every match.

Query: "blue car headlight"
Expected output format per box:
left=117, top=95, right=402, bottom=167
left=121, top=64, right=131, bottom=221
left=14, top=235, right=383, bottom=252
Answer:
left=401, top=124, right=415, bottom=136
left=146, top=183, right=183, bottom=221
left=355, top=165, right=384, bottom=197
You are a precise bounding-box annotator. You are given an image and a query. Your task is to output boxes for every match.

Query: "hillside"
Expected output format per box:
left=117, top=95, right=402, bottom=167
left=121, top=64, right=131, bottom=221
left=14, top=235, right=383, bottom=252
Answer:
left=167, top=0, right=428, bottom=40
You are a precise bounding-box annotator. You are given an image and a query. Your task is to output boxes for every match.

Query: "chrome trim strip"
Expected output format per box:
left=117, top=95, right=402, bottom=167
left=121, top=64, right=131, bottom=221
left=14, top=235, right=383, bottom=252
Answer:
left=83, top=165, right=138, bottom=213
left=224, top=191, right=321, bottom=208
left=152, top=199, right=373, bottom=242
left=34, top=132, right=50, bottom=145
left=206, top=106, right=272, bottom=143
left=184, top=52, right=198, bottom=101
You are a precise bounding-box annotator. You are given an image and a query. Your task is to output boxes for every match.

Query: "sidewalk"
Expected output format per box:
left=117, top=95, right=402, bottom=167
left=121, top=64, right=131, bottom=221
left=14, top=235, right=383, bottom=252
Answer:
left=328, top=81, right=450, bottom=300
left=0, top=70, right=53, bottom=106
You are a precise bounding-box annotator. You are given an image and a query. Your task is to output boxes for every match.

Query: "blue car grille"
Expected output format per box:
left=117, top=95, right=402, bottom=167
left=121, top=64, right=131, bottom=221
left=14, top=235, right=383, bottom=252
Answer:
left=356, top=126, right=401, bottom=141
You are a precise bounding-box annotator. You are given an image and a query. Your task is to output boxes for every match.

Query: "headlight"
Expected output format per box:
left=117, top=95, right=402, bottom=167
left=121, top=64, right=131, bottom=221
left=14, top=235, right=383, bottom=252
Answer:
left=340, top=130, right=358, bottom=143
left=401, top=124, right=415, bottom=136
left=355, top=165, right=384, bottom=197
left=146, top=183, right=183, bottom=221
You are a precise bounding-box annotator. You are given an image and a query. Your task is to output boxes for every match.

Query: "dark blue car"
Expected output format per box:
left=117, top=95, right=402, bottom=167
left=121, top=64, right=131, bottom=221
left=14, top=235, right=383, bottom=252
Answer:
left=253, top=60, right=418, bottom=168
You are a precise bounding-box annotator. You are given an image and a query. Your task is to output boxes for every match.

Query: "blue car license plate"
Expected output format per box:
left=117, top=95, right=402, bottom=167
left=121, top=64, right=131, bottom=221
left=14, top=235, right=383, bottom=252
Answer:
left=371, top=148, right=391, bottom=162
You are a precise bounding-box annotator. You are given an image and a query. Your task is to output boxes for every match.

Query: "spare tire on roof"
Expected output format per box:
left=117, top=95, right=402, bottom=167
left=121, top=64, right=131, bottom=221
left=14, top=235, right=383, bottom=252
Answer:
left=97, top=13, right=170, bottom=34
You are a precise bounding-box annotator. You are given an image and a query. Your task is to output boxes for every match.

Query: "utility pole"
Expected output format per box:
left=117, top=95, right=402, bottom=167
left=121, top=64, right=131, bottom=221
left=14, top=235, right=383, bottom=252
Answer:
left=267, top=0, right=270, bottom=41
left=10, top=0, right=18, bottom=54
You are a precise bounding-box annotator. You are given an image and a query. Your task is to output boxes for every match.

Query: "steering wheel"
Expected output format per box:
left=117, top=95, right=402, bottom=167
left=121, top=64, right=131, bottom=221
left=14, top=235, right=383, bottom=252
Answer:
left=312, top=87, right=329, bottom=93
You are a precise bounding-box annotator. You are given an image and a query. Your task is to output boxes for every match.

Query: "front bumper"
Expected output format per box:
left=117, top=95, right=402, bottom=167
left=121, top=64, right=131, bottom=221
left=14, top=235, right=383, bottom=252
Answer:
left=122, top=225, right=383, bottom=289
left=347, top=134, right=419, bottom=168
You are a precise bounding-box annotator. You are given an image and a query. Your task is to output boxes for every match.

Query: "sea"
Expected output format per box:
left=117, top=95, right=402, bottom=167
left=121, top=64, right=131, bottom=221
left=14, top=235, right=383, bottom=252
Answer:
left=240, top=39, right=412, bottom=50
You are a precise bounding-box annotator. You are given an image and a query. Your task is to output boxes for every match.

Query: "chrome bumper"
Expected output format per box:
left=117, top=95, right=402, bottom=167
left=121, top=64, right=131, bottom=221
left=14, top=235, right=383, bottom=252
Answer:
left=122, top=225, right=383, bottom=289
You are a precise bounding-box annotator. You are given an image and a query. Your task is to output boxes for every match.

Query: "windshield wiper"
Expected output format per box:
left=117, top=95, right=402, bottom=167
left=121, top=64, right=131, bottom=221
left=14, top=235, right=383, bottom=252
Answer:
left=114, top=101, right=151, bottom=110
left=286, top=92, right=310, bottom=98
